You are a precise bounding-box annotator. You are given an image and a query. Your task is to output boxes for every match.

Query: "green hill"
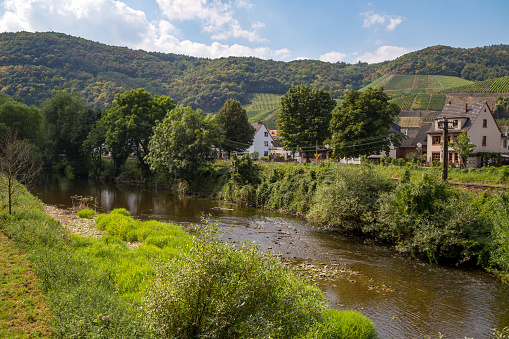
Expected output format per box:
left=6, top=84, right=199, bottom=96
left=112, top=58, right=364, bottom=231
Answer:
left=363, top=74, right=473, bottom=96
left=1, top=32, right=509, bottom=117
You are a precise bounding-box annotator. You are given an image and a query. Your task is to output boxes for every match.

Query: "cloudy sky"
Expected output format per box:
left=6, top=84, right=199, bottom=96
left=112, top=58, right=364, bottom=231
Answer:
left=0, top=0, right=508, bottom=64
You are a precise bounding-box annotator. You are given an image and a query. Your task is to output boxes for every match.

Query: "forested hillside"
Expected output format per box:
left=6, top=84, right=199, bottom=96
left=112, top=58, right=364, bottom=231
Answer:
left=378, top=45, right=509, bottom=81
left=0, top=32, right=380, bottom=112
left=1, top=32, right=509, bottom=113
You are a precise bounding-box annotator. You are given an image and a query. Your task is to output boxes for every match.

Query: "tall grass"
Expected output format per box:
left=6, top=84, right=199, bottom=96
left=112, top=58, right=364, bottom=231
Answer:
left=1, top=179, right=379, bottom=337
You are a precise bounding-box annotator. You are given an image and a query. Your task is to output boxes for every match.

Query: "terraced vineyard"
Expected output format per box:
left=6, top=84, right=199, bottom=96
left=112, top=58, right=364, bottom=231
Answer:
left=427, top=94, right=446, bottom=110
left=436, top=76, right=509, bottom=94
left=245, top=93, right=282, bottom=130
left=390, top=93, right=446, bottom=111
left=390, top=95, right=416, bottom=110
left=412, top=94, right=431, bottom=110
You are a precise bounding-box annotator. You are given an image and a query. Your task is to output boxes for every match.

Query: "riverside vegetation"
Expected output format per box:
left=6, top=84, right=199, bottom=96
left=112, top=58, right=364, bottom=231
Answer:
left=216, top=157, right=509, bottom=283
left=0, top=178, right=378, bottom=338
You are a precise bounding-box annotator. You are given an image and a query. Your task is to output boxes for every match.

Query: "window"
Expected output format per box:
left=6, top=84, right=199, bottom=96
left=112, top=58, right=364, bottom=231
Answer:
left=483, top=119, right=487, bottom=128
left=264, top=141, right=268, bottom=146
left=482, top=136, right=487, bottom=147
left=453, top=120, right=458, bottom=128
left=264, top=151, right=268, bottom=156
left=504, top=140, right=507, bottom=148
left=264, top=131, right=268, bottom=137
left=432, top=136, right=441, bottom=145
left=432, top=152, right=441, bottom=162
left=449, top=152, right=455, bottom=163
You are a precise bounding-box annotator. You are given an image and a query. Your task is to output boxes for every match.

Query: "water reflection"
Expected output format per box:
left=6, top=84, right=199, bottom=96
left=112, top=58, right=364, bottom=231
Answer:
left=32, top=174, right=509, bottom=339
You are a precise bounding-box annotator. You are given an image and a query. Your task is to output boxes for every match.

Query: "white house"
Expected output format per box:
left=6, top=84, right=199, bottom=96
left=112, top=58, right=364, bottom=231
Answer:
left=245, top=122, right=274, bottom=158
left=427, top=102, right=503, bottom=167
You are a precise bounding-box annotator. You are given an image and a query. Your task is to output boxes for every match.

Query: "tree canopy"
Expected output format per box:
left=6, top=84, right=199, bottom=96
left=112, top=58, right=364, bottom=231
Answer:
left=146, top=105, right=222, bottom=182
left=215, top=99, right=254, bottom=155
left=277, top=85, right=336, bottom=156
left=102, top=88, right=175, bottom=175
left=41, top=92, right=100, bottom=175
left=329, top=87, right=402, bottom=159
left=0, top=96, right=43, bottom=145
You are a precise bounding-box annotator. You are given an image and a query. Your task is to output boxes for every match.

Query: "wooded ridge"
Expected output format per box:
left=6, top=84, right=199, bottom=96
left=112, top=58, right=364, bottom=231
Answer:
left=1, top=32, right=508, bottom=112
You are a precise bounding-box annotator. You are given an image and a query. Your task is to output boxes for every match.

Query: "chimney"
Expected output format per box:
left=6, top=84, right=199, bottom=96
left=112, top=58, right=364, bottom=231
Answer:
left=463, top=103, right=468, bottom=113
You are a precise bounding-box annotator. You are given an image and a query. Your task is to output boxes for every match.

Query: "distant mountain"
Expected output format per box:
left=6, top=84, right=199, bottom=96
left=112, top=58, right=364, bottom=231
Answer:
left=0, top=32, right=508, bottom=113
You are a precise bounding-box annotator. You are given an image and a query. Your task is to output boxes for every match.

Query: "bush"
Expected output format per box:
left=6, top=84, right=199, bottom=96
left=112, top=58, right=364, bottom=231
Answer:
left=144, top=227, right=327, bottom=339
left=307, top=165, right=394, bottom=231
left=77, top=208, right=95, bottom=219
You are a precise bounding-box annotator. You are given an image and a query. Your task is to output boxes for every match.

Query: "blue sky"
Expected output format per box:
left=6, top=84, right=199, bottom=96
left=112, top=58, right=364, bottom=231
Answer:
left=1, top=0, right=508, bottom=63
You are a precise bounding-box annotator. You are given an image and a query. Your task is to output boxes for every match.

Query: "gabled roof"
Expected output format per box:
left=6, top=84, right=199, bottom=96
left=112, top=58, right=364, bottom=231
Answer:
left=438, top=102, right=487, bottom=123
left=399, top=123, right=432, bottom=148
left=251, top=122, right=265, bottom=133
left=428, top=101, right=494, bottom=134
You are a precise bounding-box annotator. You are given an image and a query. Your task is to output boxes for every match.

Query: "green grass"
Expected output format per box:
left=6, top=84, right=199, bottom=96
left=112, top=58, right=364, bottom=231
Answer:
left=0, top=232, right=50, bottom=339
left=77, top=208, right=95, bottom=219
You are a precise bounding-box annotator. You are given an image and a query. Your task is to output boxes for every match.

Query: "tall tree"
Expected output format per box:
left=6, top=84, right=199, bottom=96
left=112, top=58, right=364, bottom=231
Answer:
left=329, top=88, right=402, bottom=159
left=41, top=92, right=99, bottom=175
left=146, top=105, right=222, bottom=182
left=102, top=89, right=175, bottom=176
left=215, top=99, right=254, bottom=156
left=451, top=130, right=476, bottom=169
left=277, top=86, right=336, bottom=159
left=0, top=98, right=44, bottom=145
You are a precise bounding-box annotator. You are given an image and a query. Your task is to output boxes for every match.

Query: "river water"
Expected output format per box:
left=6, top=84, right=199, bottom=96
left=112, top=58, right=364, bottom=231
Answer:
left=33, top=174, right=509, bottom=339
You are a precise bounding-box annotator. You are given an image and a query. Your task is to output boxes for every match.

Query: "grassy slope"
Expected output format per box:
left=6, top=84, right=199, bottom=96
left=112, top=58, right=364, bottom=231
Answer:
left=0, top=233, right=50, bottom=339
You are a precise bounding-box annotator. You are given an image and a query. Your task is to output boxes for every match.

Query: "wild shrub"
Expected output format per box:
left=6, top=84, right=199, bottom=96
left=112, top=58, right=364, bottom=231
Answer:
left=376, top=174, right=492, bottom=264
left=307, top=165, right=394, bottom=231
left=77, top=208, right=95, bottom=219
left=144, top=227, right=327, bottom=339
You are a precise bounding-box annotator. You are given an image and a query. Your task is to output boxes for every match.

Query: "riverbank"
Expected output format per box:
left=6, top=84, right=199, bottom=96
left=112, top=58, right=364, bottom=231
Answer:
left=208, top=160, right=509, bottom=283
left=1, top=180, right=379, bottom=338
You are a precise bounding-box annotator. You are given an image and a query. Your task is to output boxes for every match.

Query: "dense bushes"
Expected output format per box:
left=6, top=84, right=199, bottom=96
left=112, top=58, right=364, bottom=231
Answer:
left=1, top=180, right=378, bottom=337
left=145, top=227, right=327, bottom=339
left=216, top=162, right=509, bottom=280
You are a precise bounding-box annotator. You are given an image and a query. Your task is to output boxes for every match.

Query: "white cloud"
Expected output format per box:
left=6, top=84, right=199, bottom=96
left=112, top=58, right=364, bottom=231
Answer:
left=319, top=51, right=347, bottom=63
left=0, top=0, right=151, bottom=46
left=361, top=11, right=403, bottom=31
left=356, top=46, right=411, bottom=64
left=0, top=0, right=287, bottom=60
left=139, top=20, right=288, bottom=59
left=236, top=0, right=253, bottom=10
left=156, top=0, right=264, bottom=42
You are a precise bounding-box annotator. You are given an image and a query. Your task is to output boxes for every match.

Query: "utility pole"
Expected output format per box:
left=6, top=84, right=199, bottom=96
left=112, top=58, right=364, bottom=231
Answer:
left=438, top=118, right=450, bottom=181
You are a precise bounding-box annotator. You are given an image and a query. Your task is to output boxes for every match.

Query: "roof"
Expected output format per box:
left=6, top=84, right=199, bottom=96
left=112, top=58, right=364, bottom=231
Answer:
left=399, top=123, right=432, bottom=148
left=428, top=101, right=490, bottom=134
left=251, top=122, right=265, bottom=133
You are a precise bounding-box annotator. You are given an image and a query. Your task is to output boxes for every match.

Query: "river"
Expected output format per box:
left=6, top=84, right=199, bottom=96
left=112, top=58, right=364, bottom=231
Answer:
left=32, top=174, right=509, bottom=339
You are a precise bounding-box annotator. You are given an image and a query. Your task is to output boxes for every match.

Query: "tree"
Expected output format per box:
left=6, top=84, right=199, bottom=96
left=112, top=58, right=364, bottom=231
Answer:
left=329, top=87, right=402, bottom=159
left=0, top=130, right=41, bottom=215
left=41, top=92, right=100, bottom=175
left=102, top=89, right=175, bottom=176
left=145, top=105, right=222, bottom=182
left=451, top=130, right=476, bottom=168
left=215, top=99, right=254, bottom=156
left=0, top=99, right=44, bottom=146
left=277, top=86, right=336, bottom=160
